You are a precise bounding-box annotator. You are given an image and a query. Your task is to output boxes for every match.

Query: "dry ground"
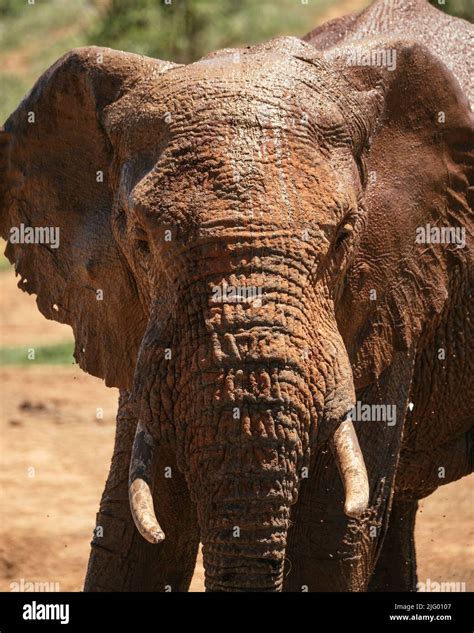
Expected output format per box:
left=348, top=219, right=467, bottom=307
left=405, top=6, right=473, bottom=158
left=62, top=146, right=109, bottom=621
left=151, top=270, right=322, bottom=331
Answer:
left=0, top=268, right=71, bottom=346
left=0, top=265, right=472, bottom=592
left=0, top=366, right=472, bottom=592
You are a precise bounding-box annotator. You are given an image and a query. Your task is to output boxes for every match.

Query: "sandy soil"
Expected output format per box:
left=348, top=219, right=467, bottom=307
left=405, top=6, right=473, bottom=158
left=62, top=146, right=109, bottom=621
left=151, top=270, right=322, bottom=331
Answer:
left=0, top=364, right=471, bottom=592
left=0, top=266, right=72, bottom=346
left=0, top=255, right=472, bottom=593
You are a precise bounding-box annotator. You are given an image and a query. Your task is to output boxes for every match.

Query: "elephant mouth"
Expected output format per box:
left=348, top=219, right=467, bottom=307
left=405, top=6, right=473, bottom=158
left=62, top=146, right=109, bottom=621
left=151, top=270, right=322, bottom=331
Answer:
left=129, top=414, right=369, bottom=546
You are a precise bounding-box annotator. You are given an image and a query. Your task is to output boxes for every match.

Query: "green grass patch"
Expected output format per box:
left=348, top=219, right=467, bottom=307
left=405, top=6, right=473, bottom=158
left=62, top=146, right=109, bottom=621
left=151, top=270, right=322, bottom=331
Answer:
left=0, top=0, right=97, bottom=53
left=0, top=239, right=13, bottom=271
left=0, top=341, right=75, bottom=365
left=1, top=0, right=471, bottom=124
left=0, top=0, right=99, bottom=122
left=0, top=254, right=13, bottom=271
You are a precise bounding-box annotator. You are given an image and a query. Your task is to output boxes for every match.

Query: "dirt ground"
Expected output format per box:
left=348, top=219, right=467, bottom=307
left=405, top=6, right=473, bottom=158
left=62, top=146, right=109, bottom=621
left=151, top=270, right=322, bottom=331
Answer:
left=0, top=266, right=72, bottom=346
left=0, top=266, right=472, bottom=592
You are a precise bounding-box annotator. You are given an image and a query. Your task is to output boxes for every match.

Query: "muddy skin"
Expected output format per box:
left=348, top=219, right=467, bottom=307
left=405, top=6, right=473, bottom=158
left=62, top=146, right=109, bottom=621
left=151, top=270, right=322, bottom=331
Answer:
left=1, top=0, right=472, bottom=591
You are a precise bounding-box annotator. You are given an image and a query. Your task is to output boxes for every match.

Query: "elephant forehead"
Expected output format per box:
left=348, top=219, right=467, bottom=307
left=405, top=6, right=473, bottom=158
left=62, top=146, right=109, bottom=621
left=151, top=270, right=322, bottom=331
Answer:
left=127, top=129, right=353, bottom=235
left=109, top=86, right=350, bottom=175
left=106, top=46, right=348, bottom=144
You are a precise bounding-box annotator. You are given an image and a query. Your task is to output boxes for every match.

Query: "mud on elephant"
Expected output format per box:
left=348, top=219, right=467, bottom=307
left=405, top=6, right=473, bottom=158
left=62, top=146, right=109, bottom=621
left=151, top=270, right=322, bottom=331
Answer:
left=1, top=0, right=472, bottom=592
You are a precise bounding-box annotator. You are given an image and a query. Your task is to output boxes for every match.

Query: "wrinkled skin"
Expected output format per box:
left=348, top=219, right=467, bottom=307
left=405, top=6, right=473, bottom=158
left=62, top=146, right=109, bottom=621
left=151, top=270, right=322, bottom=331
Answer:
left=1, top=0, right=472, bottom=591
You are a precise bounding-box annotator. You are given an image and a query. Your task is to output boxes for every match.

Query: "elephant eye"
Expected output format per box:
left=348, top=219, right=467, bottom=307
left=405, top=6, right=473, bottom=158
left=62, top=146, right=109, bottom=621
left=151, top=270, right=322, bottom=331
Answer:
left=132, top=225, right=151, bottom=256
left=334, top=222, right=354, bottom=250
left=136, top=238, right=150, bottom=255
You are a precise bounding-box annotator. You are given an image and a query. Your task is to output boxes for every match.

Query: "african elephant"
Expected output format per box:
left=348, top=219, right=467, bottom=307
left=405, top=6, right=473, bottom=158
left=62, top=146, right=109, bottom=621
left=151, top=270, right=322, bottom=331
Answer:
left=1, top=0, right=472, bottom=592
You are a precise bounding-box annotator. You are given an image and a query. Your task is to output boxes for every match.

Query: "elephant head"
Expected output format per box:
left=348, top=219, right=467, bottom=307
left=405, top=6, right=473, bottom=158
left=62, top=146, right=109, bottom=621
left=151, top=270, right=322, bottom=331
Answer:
left=1, top=35, right=471, bottom=591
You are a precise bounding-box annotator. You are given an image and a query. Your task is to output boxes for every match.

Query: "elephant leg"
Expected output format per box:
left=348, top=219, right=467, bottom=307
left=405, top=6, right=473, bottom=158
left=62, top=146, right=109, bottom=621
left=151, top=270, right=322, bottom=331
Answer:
left=284, top=351, right=416, bottom=592
left=84, top=390, right=200, bottom=592
left=368, top=496, right=418, bottom=591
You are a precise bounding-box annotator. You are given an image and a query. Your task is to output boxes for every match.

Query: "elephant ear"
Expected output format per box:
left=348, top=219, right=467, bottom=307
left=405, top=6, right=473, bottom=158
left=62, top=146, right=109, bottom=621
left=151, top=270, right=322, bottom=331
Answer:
left=0, top=47, right=174, bottom=388
left=327, top=39, right=474, bottom=388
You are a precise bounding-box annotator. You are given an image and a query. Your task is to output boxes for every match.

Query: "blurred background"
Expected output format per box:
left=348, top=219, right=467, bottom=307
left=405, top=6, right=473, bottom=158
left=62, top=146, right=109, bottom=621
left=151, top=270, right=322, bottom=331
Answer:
left=0, top=0, right=472, bottom=593
left=0, top=0, right=473, bottom=122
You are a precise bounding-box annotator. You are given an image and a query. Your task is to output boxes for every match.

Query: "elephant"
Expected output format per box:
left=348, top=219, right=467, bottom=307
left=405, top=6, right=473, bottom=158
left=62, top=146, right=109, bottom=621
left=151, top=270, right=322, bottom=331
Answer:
left=0, top=0, right=472, bottom=592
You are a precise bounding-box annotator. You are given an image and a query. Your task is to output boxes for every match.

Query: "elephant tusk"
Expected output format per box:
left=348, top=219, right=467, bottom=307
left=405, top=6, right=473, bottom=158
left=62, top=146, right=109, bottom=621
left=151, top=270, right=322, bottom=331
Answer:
left=129, top=421, right=165, bottom=544
left=129, top=478, right=165, bottom=544
left=331, top=417, right=369, bottom=518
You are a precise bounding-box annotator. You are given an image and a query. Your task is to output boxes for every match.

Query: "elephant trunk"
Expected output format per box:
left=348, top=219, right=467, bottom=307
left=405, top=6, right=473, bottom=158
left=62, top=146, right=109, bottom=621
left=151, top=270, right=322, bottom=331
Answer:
left=182, top=354, right=311, bottom=592
left=200, top=501, right=290, bottom=592
left=128, top=269, right=369, bottom=590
